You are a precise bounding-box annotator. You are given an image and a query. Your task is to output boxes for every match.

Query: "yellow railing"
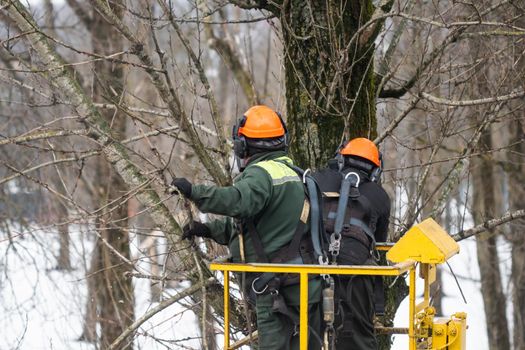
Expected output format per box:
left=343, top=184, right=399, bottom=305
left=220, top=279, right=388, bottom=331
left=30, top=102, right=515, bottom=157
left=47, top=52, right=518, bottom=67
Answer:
left=210, top=218, right=464, bottom=350
left=210, top=260, right=417, bottom=350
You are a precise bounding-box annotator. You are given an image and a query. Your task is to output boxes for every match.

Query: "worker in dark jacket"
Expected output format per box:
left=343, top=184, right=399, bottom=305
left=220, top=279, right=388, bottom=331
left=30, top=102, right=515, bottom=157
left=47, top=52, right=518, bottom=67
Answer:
left=171, top=105, right=322, bottom=350
left=312, top=138, right=391, bottom=350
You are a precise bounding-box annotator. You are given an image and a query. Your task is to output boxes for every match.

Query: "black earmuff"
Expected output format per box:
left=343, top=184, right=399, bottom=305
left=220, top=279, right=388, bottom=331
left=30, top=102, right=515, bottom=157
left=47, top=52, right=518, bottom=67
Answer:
left=276, top=112, right=289, bottom=148
left=232, top=116, right=248, bottom=159
left=335, top=140, right=347, bottom=171
left=370, top=152, right=383, bottom=183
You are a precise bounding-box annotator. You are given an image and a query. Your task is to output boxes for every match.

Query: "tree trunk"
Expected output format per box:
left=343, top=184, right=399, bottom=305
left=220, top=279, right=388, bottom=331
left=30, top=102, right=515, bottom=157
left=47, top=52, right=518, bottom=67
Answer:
left=509, top=12, right=525, bottom=348
left=86, top=3, right=135, bottom=349
left=280, top=1, right=379, bottom=168
left=80, top=247, right=100, bottom=343
left=471, top=130, right=510, bottom=350
left=57, top=207, right=72, bottom=270
left=508, top=118, right=525, bottom=349
left=276, top=3, right=402, bottom=349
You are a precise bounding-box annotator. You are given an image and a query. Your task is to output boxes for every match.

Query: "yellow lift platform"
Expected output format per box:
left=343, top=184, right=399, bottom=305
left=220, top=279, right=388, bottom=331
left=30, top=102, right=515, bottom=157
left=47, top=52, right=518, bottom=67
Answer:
left=210, top=218, right=467, bottom=350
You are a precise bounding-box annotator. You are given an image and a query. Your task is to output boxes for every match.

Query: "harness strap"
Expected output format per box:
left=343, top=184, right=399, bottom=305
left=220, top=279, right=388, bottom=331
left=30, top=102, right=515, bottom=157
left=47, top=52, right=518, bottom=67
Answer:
left=334, top=175, right=353, bottom=236
left=272, top=293, right=324, bottom=346
left=275, top=159, right=326, bottom=261
left=246, top=197, right=310, bottom=294
left=305, top=175, right=324, bottom=258
left=327, top=212, right=375, bottom=244
left=353, top=194, right=377, bottom=249
left=246, top=220, right=270, bottom=263
left=374, top=276, right=385, bottom=315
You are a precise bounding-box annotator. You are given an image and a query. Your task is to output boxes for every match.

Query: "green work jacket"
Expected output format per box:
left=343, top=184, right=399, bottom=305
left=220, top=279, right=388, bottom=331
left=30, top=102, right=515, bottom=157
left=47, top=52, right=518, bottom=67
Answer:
left=190, top=151, right=321, bottom=305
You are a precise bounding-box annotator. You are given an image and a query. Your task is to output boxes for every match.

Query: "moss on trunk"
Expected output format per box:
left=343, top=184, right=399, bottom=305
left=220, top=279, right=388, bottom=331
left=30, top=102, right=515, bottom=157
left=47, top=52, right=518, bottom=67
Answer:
left=282, top=0, right=377, bottom=168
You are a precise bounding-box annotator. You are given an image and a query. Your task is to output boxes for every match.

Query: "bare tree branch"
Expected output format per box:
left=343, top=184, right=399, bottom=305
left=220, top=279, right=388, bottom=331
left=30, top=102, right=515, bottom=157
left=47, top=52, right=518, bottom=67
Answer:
left=421, top=90, right=525, bottom=106
left=452, top=209, right=525, bottom=241
left=375, top=94, right=420, bottom=145
left=379, top=1, right=512, bottom=98
left=2, top=0, right=184, bottom=246
left=65, top=0, right=93, bottom=31
left=156, top=0, right=229, bottom=157
left=91, top=0, right=229, bottom=185
left=108, top=277, right=217, bottom=350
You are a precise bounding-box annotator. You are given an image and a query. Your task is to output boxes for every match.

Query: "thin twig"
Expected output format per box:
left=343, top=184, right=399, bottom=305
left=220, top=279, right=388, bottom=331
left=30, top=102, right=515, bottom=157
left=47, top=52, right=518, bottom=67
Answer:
left=108, top=277, right=216, bottom=350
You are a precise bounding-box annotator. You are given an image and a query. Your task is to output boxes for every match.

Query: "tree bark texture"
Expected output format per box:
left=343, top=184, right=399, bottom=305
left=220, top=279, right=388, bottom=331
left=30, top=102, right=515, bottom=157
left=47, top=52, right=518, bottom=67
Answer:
left=80, top=246, right=100, bottom=343
left=90, top=4, right=135, bottom=348
left=279, top=1, right=379, bottom=168
left=57, top=209, right=72, bottom=270
left=508, top=118, right=525, bottom=349
left=509, top=12, right=525, bottom=347
left=471, top=130, right=510, bottom=350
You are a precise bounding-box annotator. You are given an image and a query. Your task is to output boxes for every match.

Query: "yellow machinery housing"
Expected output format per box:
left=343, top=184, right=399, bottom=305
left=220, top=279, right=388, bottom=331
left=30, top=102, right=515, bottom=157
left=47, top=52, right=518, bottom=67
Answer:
left=210, top=218, right=467, bottom=350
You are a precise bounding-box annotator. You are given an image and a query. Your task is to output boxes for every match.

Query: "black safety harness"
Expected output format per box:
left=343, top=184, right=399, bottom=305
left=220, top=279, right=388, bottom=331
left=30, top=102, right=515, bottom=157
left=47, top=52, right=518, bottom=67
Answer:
left=327, top=170, right=378, bottom=263
left=243, top=160, right=327, bottom=342
left=325, top=165, right=386, bottom=333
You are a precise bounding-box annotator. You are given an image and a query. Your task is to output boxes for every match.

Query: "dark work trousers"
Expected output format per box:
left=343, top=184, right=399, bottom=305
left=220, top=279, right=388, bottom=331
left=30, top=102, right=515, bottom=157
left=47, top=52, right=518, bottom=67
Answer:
left=256, top=298, right=322, bottom=350
left=334, top=275, right=376, bottom=350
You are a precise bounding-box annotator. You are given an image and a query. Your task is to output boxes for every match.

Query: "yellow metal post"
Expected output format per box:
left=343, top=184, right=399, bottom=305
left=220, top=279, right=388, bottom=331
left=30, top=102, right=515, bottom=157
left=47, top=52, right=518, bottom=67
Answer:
left=416, top=264, right=432, bottom=313
left=432, top=319, right=448, bottom=349
left=449, top=313, right=467, bottom=350
left=210, top=218, right=468, bottom=350
left=300, top=272, right=308, bottom=349
left=224, top=271, right=230, bottom=349
left=409, top=267, right=416, bottom=350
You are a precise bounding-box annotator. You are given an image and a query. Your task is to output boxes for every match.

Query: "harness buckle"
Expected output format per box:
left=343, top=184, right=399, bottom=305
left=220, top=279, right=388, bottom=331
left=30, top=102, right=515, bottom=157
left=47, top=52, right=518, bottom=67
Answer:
left=372, top=247, right=381, bottom=262
left=329, top=232, right=342, bottom=258
left=344, top=171, right=360, bottom=187
left=251, top=277, right=269, bottom=295
left=318, top=255, right=329, bottom=265
left=292, top=324, right=299, bottom=336
left=302, top=168, right=311, bottom=183
left=318, top=255, right=331, bottom=281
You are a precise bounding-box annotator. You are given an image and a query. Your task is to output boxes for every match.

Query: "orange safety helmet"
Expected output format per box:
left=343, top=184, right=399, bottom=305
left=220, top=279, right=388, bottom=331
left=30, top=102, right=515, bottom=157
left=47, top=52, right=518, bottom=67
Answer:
left=237, top=105, right=286, bottom=138
left=340, top=138, right=381, bottom=167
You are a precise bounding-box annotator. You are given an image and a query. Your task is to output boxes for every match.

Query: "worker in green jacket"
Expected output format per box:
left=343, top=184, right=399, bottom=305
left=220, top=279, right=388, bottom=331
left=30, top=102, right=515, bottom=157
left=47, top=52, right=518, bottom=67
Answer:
left=171, top=105, right=322, bottom=350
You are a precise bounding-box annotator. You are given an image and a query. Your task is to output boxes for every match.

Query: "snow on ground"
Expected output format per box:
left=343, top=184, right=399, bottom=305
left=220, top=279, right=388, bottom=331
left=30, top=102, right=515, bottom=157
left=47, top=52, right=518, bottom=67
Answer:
left=1, top=221, right=507, bottom=349
left=0, top=225, right=202, bottom=350
left=0, top=225, right=93, bottom=350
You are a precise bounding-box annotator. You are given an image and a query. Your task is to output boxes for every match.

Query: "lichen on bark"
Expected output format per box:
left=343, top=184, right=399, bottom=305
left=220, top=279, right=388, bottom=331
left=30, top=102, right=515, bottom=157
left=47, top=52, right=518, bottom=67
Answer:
left=280, top=0, right=378, bottom=169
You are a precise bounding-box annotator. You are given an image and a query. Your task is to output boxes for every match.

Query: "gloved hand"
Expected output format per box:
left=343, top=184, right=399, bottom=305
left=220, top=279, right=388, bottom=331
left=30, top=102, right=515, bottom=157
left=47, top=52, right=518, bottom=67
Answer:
left=182, top=221, right=211, bottom=240
left=171, top=177, right=192, bottom=198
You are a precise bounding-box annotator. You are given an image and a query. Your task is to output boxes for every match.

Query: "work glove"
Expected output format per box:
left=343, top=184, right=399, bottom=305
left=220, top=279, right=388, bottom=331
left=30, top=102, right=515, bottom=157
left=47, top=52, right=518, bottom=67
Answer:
left=182, top=221, right=211, bottom=240
left=171, top=177, right=192, bottom=198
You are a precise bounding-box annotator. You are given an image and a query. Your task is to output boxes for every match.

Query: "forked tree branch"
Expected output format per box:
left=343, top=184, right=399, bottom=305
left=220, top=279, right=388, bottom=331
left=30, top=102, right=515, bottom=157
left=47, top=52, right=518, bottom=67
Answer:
left=108, top=277, right=217, bottom=350
left=91, top=0, right=229, bottom=185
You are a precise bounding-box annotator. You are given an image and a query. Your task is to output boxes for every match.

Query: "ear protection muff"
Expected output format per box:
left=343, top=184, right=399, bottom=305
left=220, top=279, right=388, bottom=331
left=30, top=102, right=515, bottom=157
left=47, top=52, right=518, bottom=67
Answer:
left=370, top=152, right=383, bottom=183
left=335, top=140, right=347, bottom=171
left=276, top=112, right=289, bottom=149
left=232, top=116, right=248, bottom=159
